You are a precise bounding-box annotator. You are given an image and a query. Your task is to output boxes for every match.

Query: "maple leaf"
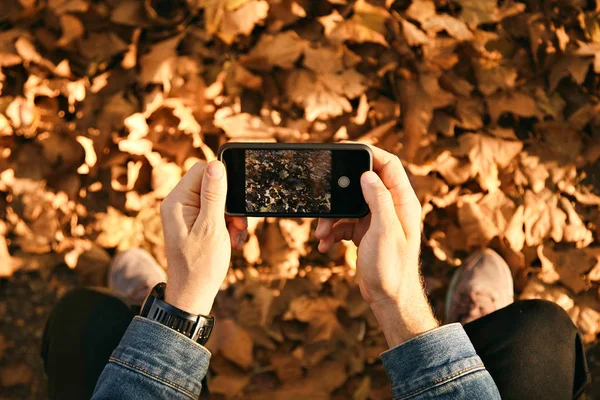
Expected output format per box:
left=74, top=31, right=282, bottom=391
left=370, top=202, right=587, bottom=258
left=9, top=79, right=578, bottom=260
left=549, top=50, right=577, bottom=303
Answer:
left=199, top=0, right=269, bottom=44
left=286, top=68, right=366, bottom=121
left=320, top=0, right=390, bottom=46
left=459, top=133, right=523, bottom=191
left=241, top=30, right=307, bottom=70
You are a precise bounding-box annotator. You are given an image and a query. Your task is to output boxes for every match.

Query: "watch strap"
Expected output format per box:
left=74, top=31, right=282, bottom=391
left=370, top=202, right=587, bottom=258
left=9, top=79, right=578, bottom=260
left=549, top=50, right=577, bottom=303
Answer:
left=141, top=283, right=215, bottom=345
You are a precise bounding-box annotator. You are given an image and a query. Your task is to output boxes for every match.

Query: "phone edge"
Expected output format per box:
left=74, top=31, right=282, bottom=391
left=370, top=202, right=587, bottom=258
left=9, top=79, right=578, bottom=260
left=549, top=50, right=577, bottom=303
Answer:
left=218, top=142, right=373, bottom=218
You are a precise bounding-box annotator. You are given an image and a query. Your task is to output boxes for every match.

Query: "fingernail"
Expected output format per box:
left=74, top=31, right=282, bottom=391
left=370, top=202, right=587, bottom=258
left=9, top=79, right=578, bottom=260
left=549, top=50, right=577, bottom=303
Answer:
left=318, top=240, right=325, bottom=253
left=362, top=171, right=378, bottom=184
left=207, top=161, right=224, bottom=178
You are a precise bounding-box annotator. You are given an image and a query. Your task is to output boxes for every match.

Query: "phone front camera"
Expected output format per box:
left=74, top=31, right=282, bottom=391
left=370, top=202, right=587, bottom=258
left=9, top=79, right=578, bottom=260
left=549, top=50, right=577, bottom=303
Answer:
left=338, top=176, right=350, bottom=188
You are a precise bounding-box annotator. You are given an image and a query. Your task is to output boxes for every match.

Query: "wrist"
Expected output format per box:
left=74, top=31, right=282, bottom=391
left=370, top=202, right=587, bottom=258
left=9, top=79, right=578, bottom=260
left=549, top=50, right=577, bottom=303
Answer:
left=165, top=284, right=216, bottom=316
left=369, top=292, right=439, bottom=348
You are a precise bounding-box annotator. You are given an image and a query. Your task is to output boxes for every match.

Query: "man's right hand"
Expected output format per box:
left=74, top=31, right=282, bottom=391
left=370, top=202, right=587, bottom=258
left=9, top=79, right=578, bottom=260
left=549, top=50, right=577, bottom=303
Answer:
left=315, top=146, right=438, bottom=348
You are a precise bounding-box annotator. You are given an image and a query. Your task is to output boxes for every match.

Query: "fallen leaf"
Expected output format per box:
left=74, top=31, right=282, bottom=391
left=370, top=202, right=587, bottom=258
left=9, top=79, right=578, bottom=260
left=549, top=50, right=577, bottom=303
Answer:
left=459, top=133, right=523, bottom=191
left=537, top=245, right=600, bottom=293
left=210, top=373, right=251, bottom=398
left=241, top=31, right=307, bottom=70
left=486, top=91, right=543, bottom=122
left=0, top=363, right=33, bottom=387
left=220, top=321, right=254, bottom=369
left=320, top=1, right=390, bottom=46
left=286, top=68, right=365, bottom=121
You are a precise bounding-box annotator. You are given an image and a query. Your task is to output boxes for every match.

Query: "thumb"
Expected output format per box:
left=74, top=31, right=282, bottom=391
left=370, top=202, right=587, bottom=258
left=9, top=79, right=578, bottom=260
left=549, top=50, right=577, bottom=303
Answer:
left=361, top=171, right=396, bottom=228
left=197, top=160, right=228, bottom=225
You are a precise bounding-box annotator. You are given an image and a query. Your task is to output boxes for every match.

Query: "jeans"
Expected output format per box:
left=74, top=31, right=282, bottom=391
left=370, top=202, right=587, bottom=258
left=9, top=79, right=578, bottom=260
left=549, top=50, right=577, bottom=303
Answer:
left=41, top=289, right=589, bottom=400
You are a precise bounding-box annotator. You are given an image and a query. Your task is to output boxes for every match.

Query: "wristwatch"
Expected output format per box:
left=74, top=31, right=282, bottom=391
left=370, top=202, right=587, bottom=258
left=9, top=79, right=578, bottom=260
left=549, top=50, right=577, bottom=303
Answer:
left=140, top=282, right=215, bottom=346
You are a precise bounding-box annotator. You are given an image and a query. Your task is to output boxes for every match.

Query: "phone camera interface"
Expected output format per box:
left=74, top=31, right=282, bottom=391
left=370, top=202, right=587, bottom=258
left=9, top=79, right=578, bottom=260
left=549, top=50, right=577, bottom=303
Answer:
left=245, top=150, right=332, bottom=213
left=338, top=176, right=350, bottom=188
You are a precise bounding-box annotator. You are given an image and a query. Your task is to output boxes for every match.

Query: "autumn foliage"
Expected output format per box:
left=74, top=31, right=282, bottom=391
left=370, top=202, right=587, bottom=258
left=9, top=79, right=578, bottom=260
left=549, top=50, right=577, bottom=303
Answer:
left=1, top=0, right=600, bottom=398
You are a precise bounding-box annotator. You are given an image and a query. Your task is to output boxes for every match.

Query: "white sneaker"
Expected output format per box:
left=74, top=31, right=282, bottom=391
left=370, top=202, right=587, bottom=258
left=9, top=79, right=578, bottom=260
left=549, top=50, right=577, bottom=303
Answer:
left=108, top=248, right=167, bottom=305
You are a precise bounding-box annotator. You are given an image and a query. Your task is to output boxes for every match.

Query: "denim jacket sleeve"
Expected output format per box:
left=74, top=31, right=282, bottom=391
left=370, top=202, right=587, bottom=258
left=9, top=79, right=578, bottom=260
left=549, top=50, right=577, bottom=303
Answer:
left=381, top=323, right=501, bottom=399
left=92, top=316, right=210, bottom=400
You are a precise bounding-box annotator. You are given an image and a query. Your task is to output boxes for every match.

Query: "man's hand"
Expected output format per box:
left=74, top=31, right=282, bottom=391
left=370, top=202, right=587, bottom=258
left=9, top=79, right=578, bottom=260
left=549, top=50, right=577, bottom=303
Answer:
left=160, top=161, right=248, bottom=316
left=315, top=146, right=438, bottom=347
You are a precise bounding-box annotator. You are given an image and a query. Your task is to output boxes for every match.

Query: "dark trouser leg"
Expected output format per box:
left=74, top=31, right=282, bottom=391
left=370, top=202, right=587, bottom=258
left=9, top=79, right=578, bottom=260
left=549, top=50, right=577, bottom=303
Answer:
left=41, top=288, right=210, bottom=399
left=41, top=288, right=134, bottom=400
left=463, top=299, right=590, bottom=400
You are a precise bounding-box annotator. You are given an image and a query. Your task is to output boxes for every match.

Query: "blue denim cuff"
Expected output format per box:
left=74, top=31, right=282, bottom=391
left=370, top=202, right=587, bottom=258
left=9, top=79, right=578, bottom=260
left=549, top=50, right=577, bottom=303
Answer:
left=109, top=316, right=211, bottom=399
left=381, top=323, right=486, bottom=399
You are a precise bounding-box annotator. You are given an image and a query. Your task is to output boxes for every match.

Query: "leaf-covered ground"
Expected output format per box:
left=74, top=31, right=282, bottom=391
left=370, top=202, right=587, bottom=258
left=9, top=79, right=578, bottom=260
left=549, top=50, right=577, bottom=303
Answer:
left=245, top=149, right=332, bottom=213
left=1, top=0, right=600, bottom=398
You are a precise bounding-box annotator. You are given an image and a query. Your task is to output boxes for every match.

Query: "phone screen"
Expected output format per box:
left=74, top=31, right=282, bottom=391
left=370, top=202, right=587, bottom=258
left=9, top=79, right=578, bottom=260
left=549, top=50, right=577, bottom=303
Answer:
left=220, top=143, right=372, bottom=218
left=245, top=149, right=332, bottom=214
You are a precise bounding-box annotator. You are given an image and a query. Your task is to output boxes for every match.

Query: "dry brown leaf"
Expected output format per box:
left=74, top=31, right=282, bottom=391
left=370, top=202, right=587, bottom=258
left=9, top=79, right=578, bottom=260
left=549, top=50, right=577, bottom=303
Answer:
left=405, top=0, right=436, bottom=24
left=486, top=91, right=542, bottom=122
left=210, top=373, right=251, bottom=398
left=537, top=245, right=600, bottom=293
left=303, top=46, right=346, bottom=75
left=0, top=363, right=33, bottom=387
left=57, top=14, right=84, bottom=47
left=214, top=113, right=275, bottom=140
left=521, top=278, right=575, bottom=311
left=0, top=229, right=16, bottom=277
left=522, top=189, right=567, bottom=247
left=242, top=30, right=306, bottom=70
left=320, top=1, right=389, bottom=46
left=549, top=55, right=593, bottom=91
left=286, top=296, right=343, bottom=344
left=427, top=230, right=463, bottom=266
left=435, top=153, right=475, bottom=186
left=455, top=97, right=485, bottom=130
left=517, top=152, right=549, bottom=194
left=220, top=321, right=254, bottom=369
left=139, top=35, right=183, bottom=89
left=286, top=68, right=365, bottom=121
left=456, top=190, right=515, bottom=249
left=474, top=61, right=517, bottom=96
left=569, top=295, right=600, bottom=343
left=574, top=40, right=600, bottom=73
left=399, top=18, right=429, bottom=46
left=421, top=14, right=474, bottom=41
left=201, top=0, right=269, bottom=44
left=151, top=160, right=182, bottom=199
left=220, top=1, right=269, bottom=44
left=503, top=205, right=525, bottom=252
left=458, top=133, right=522, bottom=191
left=96, top=207, right=143, bottom=250
left=559, top=197, right=593, bottom=247
left=535, top=121, right=583, bottom=163
left=48, top=0, right=89, bottom=15
left=458, top=0, right=524, bottom=27
left=399, top=75, right=454, bottom=161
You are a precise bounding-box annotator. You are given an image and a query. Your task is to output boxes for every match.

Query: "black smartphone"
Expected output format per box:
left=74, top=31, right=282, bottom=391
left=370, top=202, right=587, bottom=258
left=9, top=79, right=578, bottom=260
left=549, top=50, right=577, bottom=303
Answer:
left=218, top=143, right=373, bottom=218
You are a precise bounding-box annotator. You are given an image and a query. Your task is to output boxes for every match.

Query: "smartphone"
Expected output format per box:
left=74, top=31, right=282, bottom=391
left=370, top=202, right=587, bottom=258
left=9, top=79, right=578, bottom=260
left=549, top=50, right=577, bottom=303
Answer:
left=218, top=143, right=373, bottom=218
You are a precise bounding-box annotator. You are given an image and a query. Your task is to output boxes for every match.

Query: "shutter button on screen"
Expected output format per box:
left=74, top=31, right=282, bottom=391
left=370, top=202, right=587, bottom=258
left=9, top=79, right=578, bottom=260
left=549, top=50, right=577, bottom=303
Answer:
left=338, top=176, right=350, bottom=188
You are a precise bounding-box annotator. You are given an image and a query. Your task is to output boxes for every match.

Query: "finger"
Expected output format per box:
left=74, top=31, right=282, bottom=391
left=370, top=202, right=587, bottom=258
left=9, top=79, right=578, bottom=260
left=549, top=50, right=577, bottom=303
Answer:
left=315, top=218, right=339, bottom=239
left=195, top=160, right=227, bottom=230
left=367, top=146, right=421, bottom=239
left=169, top=161, right=206, bottom=202
left=360, top=171, right=398, bottom=231
left=227, top=216, right=248, bottom=231
left=227, top=220, right=248, bottom=250
left=226, top=217, right=248, bottom=249
left=318, top=221, right=356, bottom=252
left=161, top=161, right=206, bottom=234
